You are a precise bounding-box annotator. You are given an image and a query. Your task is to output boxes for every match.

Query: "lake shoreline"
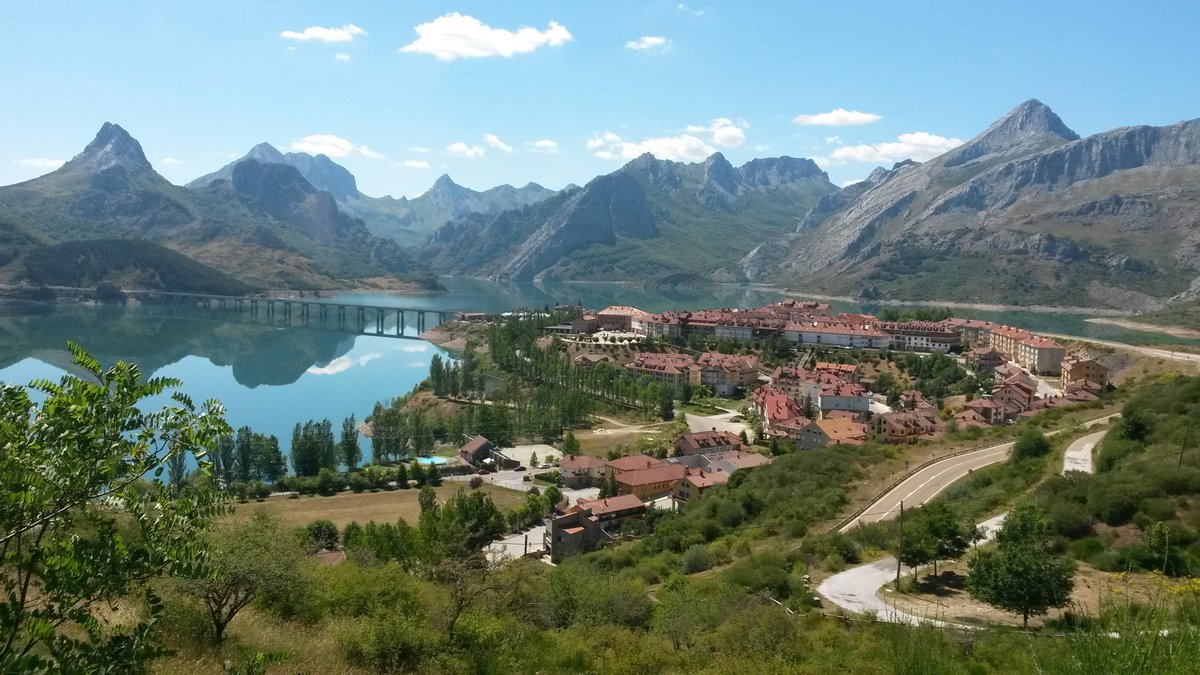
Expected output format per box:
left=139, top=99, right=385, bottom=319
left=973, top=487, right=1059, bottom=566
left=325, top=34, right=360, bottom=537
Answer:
left=1085, top=317, right=1200, bottom=340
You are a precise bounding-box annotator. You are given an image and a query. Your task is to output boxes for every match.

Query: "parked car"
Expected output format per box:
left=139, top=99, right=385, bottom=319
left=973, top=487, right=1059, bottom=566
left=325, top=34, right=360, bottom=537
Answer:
left=514, top=466, right=527, bottom=472
left=476, top=469, right=490, bottom=475
left=538, top=463, right=551, bottom=470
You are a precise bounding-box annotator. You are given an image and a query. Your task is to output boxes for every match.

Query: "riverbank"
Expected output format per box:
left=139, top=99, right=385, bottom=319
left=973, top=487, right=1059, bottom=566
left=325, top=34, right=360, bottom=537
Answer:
left=1085, top=317, right=1200, bottom=340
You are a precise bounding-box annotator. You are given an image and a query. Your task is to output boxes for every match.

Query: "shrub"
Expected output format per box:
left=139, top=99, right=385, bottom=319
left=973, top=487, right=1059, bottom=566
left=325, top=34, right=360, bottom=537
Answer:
left=251, top=481, right=271, bottom=499
left=316, top=468, right=346, bottom=495
left=680, top=544, right=713, bottom=574
left=348, top=472, right=373, bottom=493
left=468, top=476, right=484, bottom=489
left=306, top=519, right=340, bottom=551
left=723, top=552, right=793, bottom=598
left=1049, top=502, right=1093, bottom=539
left=1011, top=429, right=1051, bottom=462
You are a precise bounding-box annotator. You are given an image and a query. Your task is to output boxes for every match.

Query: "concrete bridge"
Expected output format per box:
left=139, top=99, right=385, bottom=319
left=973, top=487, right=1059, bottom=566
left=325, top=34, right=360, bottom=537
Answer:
left=124, top=290, right=457, bottom=338
left=1, top=286, right=467, bottom=339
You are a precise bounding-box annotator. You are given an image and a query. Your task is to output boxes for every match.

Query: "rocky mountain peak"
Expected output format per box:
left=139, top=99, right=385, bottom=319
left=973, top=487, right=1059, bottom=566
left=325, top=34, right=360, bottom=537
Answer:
left=736, top=156, right=829, bottom=188
left=68, top=122, right=153, bottom=173
left=943, top=98, right=1079, bottom=168
left=280, top=151, right=358, bottom=199
left=246, top=142, right=286, bottom=163
left=430, top=174, right=460, bottom=191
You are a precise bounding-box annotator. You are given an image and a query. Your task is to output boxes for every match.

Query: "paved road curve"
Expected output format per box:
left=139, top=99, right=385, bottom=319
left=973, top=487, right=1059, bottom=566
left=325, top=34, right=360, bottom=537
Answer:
left=819, top=429, right=1108, bottom=624
left=839, top=415, right=1118, bottom=532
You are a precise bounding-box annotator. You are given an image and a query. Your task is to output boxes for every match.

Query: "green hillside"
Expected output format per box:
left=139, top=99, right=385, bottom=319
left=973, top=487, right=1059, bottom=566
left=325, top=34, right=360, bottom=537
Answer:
left=17, top=239, right=256, bottom=295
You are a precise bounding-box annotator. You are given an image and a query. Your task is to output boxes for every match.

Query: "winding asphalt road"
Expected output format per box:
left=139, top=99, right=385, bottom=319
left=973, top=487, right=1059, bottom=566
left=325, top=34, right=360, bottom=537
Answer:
left=818, top=428, right=1110, bottom=624
left=839, top=415, right=1117, bottom=532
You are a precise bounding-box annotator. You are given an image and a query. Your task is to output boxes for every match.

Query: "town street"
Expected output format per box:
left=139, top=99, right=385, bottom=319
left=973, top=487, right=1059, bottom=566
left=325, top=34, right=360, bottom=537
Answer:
left=820, top=429, right=1108, bottom=624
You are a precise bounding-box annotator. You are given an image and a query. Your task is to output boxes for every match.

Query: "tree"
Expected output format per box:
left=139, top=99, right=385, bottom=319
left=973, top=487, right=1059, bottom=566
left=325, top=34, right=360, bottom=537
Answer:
left=0, top=344, right=228, bottom=671
left=395, top=462, right=410, bottom=489
left=214, top=434, right=236, bottom=488
left=178, top=512, right=305, bottom=642
left=340, top=415, right=361, bottom=471
left=1011, top=429, right=1051, bottom=462
left=899, top=501, right=971, bottom=577
left=543, top=484, right=563, bottom=512
left=167, top=450, right=190, bottom=497
left=306, top=519, right=340, bottom=551
left=966, top=502, right=1076, bottom=627
left=1120, top=411, right=1150, bottom=443
left=561, top=430, right=581, bottom=456
left=660, top=389, right=675, bottom=421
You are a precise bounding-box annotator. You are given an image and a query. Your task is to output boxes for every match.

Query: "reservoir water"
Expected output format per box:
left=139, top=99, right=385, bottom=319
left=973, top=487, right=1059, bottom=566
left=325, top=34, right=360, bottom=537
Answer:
left=2, top=278, right=1196, bottom=459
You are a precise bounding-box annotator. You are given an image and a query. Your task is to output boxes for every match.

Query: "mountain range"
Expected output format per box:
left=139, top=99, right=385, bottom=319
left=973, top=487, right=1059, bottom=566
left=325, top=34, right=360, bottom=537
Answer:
left=190, top=144, right=558, bottom=246
left=1, top=99, right=1198, bottom=311
left=418, top=152, right=837, bottom=283
left=0, top=123, right=435, bottom=290
left=741, top=99, right=1200, bottom=309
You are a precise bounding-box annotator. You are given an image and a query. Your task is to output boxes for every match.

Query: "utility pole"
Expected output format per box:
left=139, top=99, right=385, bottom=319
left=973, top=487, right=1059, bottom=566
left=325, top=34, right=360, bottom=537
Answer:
left=895, top=501, right=905, bottom=590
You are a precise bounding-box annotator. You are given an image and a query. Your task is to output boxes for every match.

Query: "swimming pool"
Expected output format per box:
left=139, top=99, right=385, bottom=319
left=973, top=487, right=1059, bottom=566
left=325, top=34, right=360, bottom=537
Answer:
left=416, top=456, right=449, bottom=465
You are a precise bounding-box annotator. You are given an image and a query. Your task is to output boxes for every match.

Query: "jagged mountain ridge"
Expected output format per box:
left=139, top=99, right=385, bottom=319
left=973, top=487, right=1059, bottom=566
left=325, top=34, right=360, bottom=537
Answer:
left=190, top=145, right=557, bottom=246
left=0, top=124, right=428, bottom=289
left=743, top=99, right=1200, bottom=310
left=419, top=152, right=837, bottom=282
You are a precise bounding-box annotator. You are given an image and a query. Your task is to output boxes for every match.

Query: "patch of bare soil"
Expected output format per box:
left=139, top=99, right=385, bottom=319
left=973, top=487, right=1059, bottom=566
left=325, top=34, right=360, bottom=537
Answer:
left=885, top=561, right=1162, bottom=628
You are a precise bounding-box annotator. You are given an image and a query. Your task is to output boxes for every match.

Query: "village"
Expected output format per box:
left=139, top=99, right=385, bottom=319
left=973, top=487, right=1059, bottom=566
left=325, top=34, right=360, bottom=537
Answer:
left=445, top=299, right=1113, bottom=562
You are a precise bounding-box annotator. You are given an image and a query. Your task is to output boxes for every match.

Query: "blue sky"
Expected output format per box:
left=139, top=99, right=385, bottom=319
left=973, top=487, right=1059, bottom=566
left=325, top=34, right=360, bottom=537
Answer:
left=2, top=1, right=1199, bottom=198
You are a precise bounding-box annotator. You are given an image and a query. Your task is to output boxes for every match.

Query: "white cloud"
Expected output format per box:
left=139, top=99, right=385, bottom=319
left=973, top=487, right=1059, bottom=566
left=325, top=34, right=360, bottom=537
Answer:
left=529, top=139, right=559, bottom=154
left=677, top=3, right=706, bottom=16
left=445, top=142, right=485, bottom=159
left=840, top=178, right=865, bottom=187
left=483, top=133, right=513, bottom=153
left=625, top=35, right=670, bottom=51
left=684, top=117, right=747, bottom=148
left=306, top=352, right=383, bottom=376
left=280, top=24, right=366, bottom=43
left=588, top=130, right=715, bottom=162
left=400, top=13, right=572, bottom=61
left=398, top=343, right=429, bottom=352
left=15, top=158, right=64, bottom=170
left=161, top=157, right=183, bottom=166
left=793, top=108, right=882, bottom=126
left=825, top=135, right=842, bottom=144
left=827, top=131, right=963, bottom=164
left=589, top=117, right=748, bottom=162
left=290, top=134, right=383, bottom=159
left=409, top=146, right=430, bottom=154
left=335, top=53, right=351, bottom=62
left=396, top=160, right=430, bottom=168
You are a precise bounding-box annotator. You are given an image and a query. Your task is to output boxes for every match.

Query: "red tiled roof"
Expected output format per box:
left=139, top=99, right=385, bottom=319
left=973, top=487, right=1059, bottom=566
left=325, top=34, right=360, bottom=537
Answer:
left=615, top=463, right=688, bottom=487
left=579, top=493, right=645, bottom=515
left=813, top=418, right=868, bottom=441
left=460, top=435, right=492, bottom=455
left=606, top=454, right=666, bottom=472
left=560, top=454, right=604, bottom=470
left=676, top=430, right=742, bottom=454
left=683, top=469, right=730, bottom=489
